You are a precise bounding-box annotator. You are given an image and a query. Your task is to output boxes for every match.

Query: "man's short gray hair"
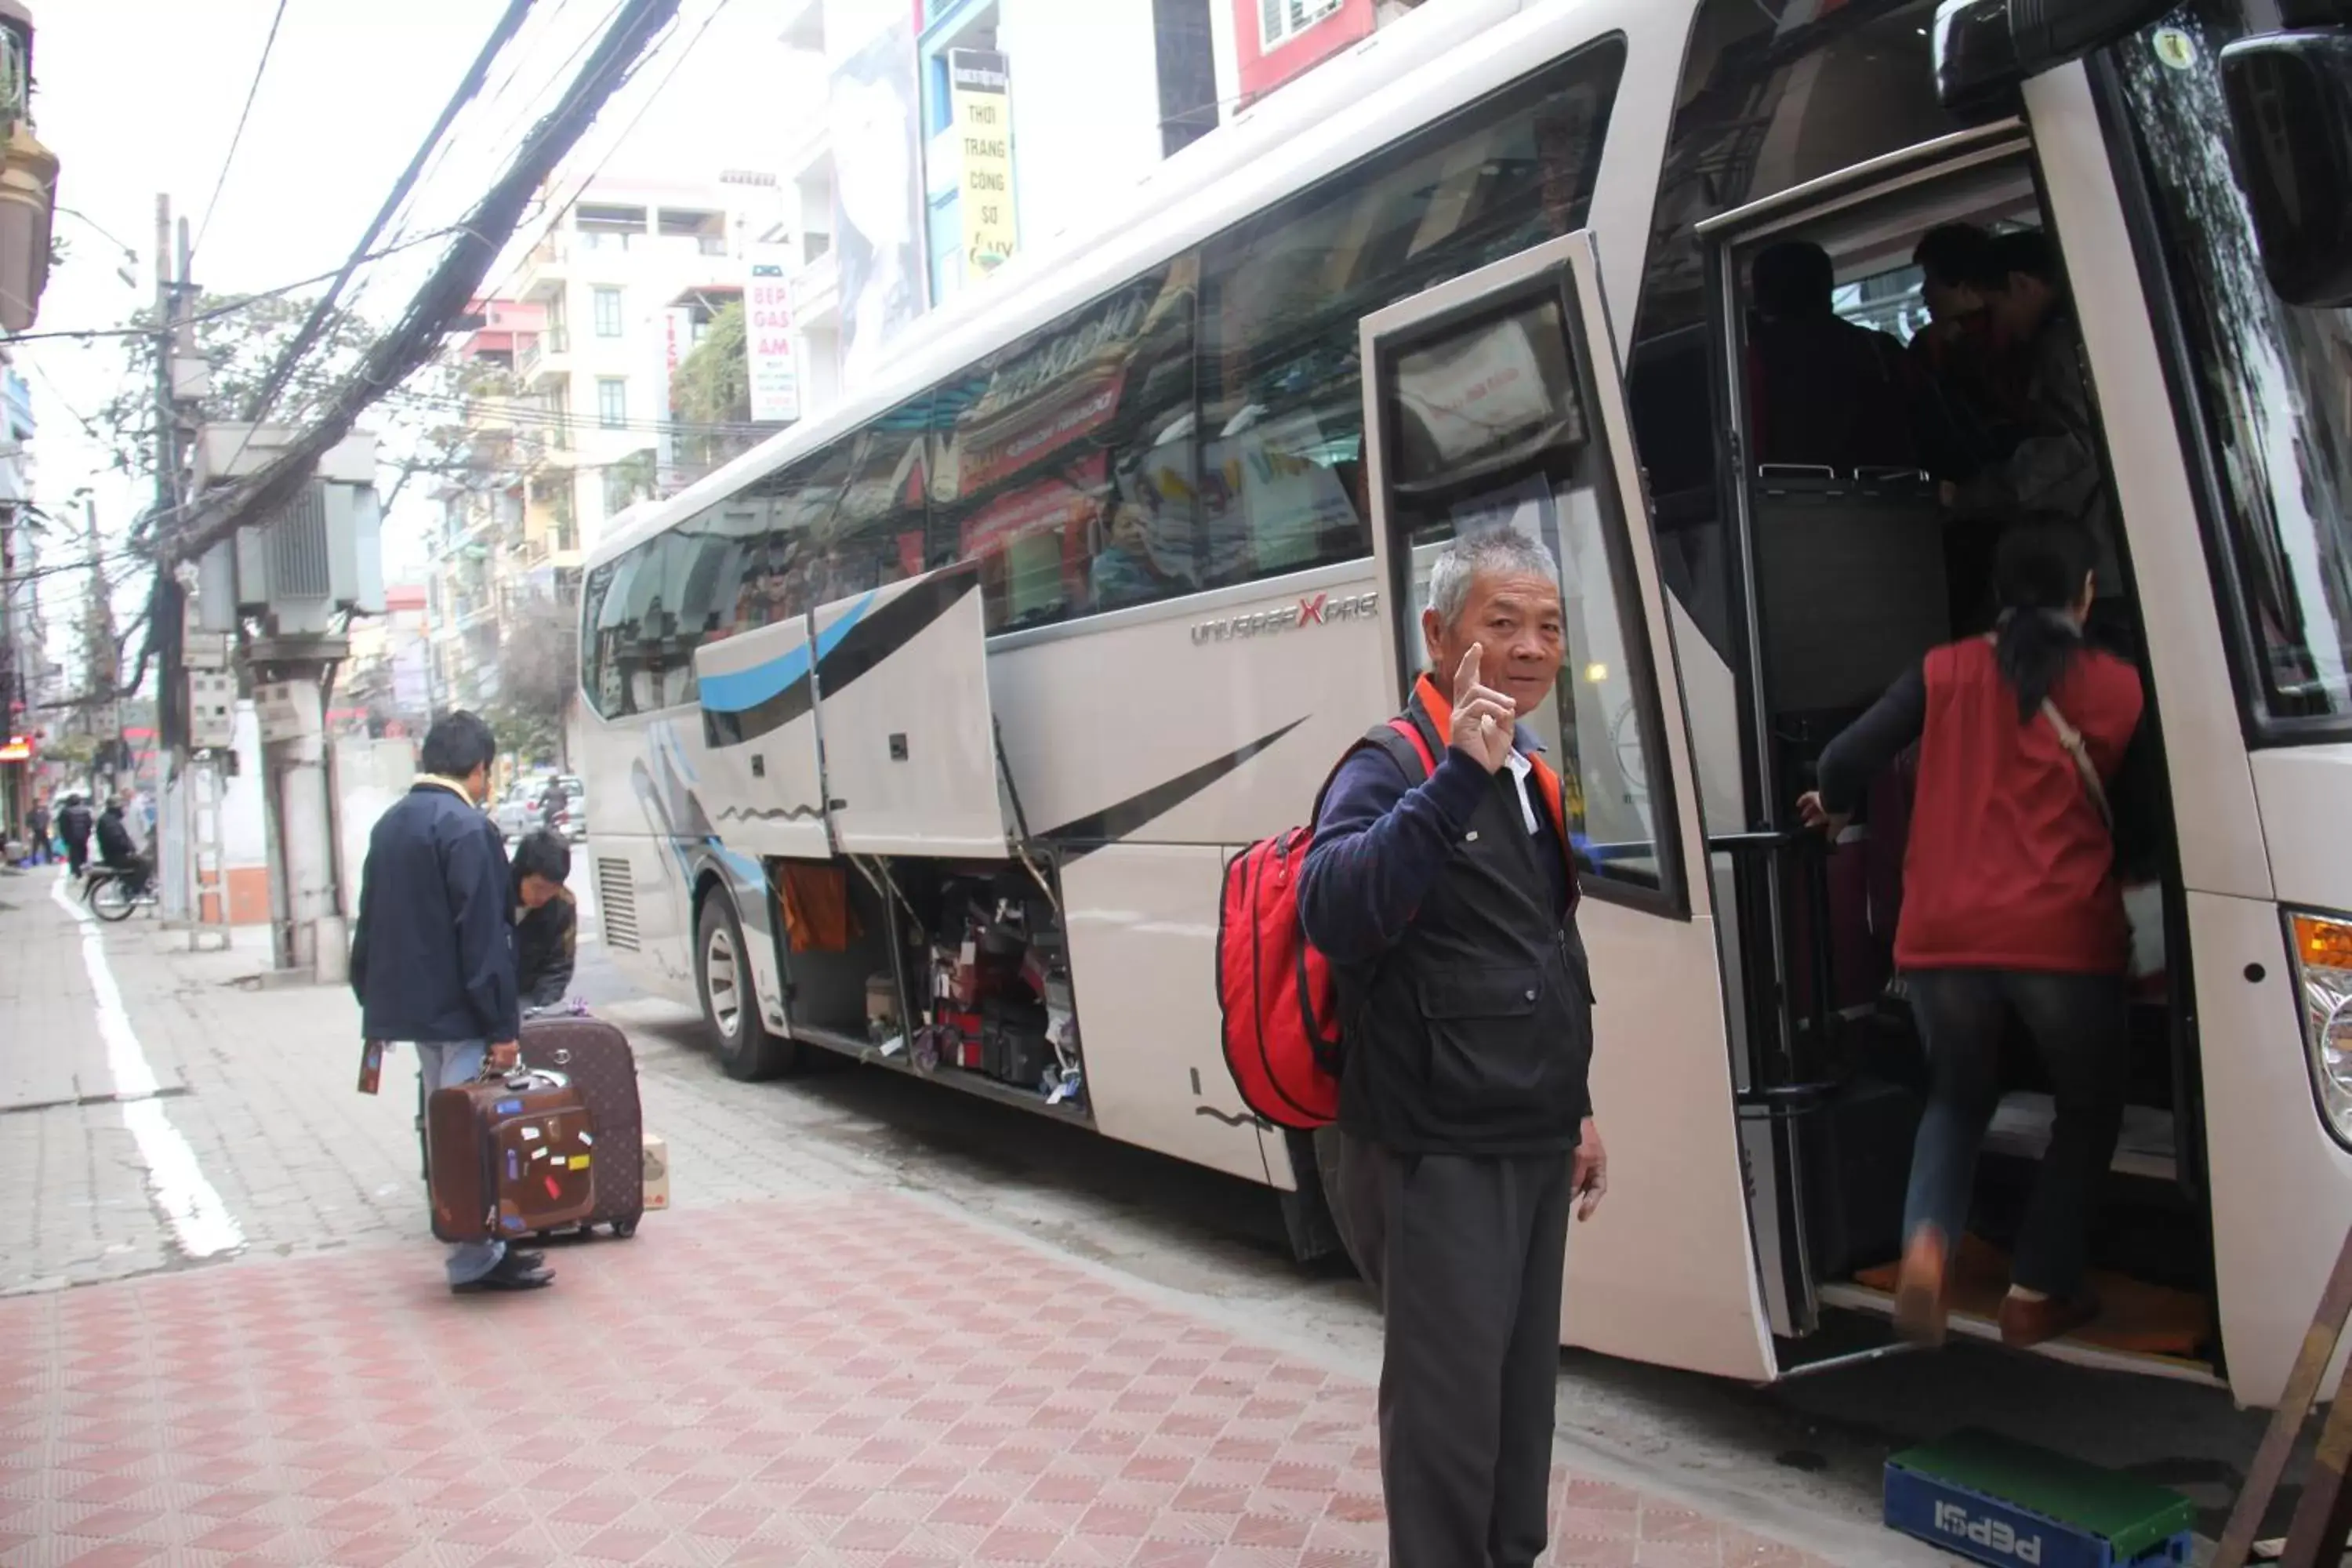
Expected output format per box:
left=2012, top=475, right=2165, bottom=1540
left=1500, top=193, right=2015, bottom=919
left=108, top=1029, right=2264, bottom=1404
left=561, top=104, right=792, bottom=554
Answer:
left=1426, top=530, right=1562, bottom=630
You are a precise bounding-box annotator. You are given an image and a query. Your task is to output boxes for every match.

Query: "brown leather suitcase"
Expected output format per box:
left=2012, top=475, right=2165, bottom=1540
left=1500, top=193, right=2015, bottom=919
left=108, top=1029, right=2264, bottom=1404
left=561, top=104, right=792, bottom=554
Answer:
left=425, top=1067, right=597, bottom=1243
left=517, top=1012, right=644, bottom=1237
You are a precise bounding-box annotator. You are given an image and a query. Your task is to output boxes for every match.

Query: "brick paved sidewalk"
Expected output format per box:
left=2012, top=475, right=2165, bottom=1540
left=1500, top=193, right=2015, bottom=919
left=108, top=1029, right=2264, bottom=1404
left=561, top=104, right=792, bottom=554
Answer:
left=0, top=1191, right=1834, bottom=1568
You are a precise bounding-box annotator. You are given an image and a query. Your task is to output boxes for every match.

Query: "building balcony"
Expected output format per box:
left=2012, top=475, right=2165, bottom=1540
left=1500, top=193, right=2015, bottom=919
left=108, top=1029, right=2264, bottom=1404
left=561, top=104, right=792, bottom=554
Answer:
left=517, top=326, right=571, bottom=383
left=789, top=250, right=838, bottom=330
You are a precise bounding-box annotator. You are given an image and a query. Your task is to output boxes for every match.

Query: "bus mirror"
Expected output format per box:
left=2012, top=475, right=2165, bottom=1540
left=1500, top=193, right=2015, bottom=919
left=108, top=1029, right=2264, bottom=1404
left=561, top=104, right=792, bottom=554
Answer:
left=2222, top=31, right=2352, bottom=308
left=1933, top=0, right=2178, bottom=111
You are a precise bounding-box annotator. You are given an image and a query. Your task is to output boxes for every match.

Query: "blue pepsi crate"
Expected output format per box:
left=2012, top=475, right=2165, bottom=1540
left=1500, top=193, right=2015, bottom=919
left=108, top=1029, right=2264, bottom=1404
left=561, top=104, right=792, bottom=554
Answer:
left=1886, top=1429, right=2193, bottom=1568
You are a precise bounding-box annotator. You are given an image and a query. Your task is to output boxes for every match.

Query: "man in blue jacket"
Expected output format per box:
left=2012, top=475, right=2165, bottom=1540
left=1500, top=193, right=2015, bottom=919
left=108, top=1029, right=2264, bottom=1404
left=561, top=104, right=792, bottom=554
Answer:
left=350, top=710, right=550, bottom=1294
left=1301, top=531, right=1606, bottom=1568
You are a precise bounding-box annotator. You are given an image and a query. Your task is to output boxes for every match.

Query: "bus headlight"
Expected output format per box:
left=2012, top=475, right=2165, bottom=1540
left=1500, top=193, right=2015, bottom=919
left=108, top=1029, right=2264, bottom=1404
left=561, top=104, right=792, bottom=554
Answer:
left=2290, top=912, right=2352, bottom=1149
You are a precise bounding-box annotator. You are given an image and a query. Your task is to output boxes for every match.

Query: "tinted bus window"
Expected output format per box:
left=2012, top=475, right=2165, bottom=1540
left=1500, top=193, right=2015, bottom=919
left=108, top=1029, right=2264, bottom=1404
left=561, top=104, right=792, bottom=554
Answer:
left=2116, top=4, right=2352, bottom=731
left=1197, top=37, right=1626, bottom=594
left=935, top=262, right=1200, bottom=633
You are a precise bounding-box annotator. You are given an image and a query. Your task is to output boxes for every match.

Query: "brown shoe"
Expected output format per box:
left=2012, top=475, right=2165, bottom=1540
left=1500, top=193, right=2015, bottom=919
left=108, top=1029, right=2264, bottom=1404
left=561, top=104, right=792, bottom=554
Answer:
left=1998, top=1292, right=2098, bottom=1348
left=1893, top=1229, right=1950, bottom=1348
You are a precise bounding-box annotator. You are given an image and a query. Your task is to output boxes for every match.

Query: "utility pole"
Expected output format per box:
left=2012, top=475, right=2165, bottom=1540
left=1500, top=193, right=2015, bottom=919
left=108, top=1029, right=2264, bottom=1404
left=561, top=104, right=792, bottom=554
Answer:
left=151, top=192, right=223, bottom=936
left=80, top=493, right=118, bottom=798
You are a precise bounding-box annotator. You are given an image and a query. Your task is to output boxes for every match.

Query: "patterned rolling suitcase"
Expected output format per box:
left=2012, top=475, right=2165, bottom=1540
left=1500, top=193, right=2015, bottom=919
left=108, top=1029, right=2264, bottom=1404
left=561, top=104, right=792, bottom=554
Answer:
left=518, top=1012, right=645, bottom=1238
left=425, top=1067, right=597, bottom=1243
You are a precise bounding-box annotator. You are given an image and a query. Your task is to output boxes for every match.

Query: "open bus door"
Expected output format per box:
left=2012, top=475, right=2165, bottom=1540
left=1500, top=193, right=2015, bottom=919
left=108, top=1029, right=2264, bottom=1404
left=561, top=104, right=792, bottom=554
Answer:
left=1358, top=231, right=1774, bottom=1380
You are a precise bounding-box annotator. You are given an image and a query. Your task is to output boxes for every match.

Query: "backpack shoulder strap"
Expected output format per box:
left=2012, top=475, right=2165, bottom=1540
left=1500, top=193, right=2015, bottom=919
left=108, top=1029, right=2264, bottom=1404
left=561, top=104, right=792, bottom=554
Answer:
left=1308, top=715, right=1439, bottom=830
left=1372, top=716, right=1438, bottom=782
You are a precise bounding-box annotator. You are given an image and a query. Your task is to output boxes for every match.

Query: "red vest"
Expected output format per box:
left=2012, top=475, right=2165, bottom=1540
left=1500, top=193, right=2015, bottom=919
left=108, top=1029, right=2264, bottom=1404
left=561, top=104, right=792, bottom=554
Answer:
left=1898, top=637, right=2144, bottom=975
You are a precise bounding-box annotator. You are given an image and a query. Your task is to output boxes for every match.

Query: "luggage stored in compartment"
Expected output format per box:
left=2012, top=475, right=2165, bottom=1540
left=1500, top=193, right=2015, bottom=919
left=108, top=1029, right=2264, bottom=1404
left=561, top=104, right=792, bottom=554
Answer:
left=518, top=1013, right=644, bottom=1238
left=426, top=1068, right=597, bottom=1243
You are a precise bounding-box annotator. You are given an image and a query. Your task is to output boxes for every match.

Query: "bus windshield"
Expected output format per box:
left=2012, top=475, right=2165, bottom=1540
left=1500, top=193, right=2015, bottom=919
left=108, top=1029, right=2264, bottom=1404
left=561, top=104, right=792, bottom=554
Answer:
left=2116, top=2, right=2352, bottom=735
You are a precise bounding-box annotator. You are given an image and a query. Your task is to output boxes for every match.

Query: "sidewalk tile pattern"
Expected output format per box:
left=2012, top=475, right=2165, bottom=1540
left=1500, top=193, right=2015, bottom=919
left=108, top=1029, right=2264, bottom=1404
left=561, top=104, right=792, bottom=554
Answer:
left=0, top=1193, right=1830, bottom=1567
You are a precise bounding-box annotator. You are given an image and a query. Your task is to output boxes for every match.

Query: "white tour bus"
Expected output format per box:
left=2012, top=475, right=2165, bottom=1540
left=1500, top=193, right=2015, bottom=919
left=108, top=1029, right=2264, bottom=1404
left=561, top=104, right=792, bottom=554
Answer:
left=579, top=0, right=2352, bottom=1406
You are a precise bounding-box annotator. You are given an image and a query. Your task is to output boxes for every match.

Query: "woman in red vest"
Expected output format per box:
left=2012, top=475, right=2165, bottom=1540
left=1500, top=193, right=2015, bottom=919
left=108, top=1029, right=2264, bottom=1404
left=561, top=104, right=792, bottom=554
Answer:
left=1799, top=522, right=2149, bottom=1350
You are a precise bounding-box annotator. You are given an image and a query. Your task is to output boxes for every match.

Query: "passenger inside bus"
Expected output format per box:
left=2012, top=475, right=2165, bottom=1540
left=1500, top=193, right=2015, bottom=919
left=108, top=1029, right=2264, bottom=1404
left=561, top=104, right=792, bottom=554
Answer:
left=1947, top=230, right=2129, bottom=650
left=1727, top=187, right=2205, bottom=1364
left=1800, top=522, right=2159, bottom=1350
left=1907, top=223, right=2020, bottom=492
left=1744, top=240, right=1916, bottom=472
left=1089, top=496, right=1196, bottom=611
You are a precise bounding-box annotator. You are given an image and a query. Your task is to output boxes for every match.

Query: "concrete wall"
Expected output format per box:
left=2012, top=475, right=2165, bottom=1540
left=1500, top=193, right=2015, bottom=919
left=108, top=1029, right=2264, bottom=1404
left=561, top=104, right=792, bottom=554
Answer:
left=332, top=736, right=419, bottom=921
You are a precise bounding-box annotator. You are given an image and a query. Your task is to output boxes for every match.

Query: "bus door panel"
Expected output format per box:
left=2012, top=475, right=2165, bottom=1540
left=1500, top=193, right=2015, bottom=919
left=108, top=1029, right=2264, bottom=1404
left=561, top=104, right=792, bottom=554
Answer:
left=692, top=614, right=833, bottom=861
left=1359, top=230, right=1773, bottom=1381
left=1058, top=843, right=1279, bottom=1185
left=811, top=567, right=1015, bottom=859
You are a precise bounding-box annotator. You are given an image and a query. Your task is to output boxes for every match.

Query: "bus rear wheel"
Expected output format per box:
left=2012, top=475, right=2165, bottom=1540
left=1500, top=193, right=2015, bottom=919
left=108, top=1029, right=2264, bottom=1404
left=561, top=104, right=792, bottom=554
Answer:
left=695, top=896, right=795, bottom=1081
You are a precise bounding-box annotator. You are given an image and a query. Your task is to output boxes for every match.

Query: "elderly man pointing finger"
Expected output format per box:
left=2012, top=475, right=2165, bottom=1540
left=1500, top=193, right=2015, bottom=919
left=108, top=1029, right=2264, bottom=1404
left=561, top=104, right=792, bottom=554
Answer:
left=1300, top=528, right=1605, bottom=1568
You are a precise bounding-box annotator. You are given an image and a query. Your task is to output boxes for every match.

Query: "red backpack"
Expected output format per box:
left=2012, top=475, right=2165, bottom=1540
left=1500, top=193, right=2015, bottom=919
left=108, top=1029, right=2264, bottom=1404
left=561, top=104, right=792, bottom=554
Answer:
left=1215, top=718, right=1437, bottom=1131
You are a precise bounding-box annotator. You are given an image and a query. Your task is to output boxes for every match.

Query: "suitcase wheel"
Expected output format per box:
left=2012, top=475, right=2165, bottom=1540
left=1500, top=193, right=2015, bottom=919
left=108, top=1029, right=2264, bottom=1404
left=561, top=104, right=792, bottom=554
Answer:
left=612, top=1218, right=638, bottom=1239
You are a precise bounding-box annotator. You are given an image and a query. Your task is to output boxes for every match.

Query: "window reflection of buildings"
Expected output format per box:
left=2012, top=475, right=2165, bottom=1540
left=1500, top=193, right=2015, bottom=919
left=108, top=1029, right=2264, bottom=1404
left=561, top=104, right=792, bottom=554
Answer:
left=580, top=41, right=1623, bottom=716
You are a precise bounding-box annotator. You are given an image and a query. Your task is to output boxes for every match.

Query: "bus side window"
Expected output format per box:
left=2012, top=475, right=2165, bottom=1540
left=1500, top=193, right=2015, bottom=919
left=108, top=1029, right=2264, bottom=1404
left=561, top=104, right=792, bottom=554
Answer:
left=821, top=401, right=934, bottom=605
left=934, top=262, right=1200, bottom=633
left=1193, top=36, right=1623, bottom=594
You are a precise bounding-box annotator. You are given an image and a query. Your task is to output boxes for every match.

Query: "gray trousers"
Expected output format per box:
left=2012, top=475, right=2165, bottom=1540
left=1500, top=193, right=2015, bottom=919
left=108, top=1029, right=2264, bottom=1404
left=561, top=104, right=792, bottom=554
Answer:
left=1337, top=1134, right=1573, bottom=1568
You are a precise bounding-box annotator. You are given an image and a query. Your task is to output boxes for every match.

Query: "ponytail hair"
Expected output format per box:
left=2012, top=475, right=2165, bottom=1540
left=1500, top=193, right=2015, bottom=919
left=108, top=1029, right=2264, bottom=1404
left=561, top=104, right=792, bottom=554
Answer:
left=1991, top=523, right=2096, bottom=720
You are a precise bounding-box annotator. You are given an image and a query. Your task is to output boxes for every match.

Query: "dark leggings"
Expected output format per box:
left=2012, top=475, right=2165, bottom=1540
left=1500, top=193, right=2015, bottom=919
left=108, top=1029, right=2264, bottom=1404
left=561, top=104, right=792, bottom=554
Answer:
left=1903, top=967, right=2129, bottom=1298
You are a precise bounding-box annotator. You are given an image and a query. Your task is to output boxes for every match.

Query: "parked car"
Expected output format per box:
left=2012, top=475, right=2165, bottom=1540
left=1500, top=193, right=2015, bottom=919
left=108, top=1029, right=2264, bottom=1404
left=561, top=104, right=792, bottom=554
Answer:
left=492, top=779, right=545, bottom=839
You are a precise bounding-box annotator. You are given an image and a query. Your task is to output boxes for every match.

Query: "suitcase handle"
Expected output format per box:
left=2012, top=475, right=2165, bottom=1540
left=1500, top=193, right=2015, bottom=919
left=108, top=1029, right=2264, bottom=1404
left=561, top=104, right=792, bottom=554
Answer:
left=477, top=1064, right=570, bottom=1091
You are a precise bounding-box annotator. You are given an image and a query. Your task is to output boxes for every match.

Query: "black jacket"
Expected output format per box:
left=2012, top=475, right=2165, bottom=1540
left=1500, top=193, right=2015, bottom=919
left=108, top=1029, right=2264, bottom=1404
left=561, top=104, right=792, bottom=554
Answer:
left=1301, top=692, right=1595, bottom=1156
left=350, top=779, right=518, bottom=1044
left=514, top=888, right=578, bottom=1009
left=95, top=808, right=138, bottom=867
left=56, top=801, right=92, bottom=847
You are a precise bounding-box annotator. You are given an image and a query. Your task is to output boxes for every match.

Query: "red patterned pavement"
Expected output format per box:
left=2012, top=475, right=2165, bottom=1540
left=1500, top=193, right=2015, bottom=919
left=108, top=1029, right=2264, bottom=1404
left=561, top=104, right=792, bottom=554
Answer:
left=0, top=1193, right=1835, bottom=1566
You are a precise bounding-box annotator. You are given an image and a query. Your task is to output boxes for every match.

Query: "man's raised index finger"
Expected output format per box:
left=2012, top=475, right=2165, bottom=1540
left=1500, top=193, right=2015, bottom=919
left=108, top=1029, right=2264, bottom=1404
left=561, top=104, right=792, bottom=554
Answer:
left=1454, top=643, right=1483, bottom=697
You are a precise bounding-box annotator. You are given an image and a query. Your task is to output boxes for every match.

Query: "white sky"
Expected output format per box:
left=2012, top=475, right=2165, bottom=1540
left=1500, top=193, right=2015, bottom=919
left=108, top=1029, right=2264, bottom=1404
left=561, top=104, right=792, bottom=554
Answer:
left=18, top=0, right=795, bottom=629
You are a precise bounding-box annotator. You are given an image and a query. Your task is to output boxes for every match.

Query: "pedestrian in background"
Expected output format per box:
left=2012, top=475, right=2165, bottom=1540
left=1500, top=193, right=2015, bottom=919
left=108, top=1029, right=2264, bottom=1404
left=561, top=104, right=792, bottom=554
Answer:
left=511, top=828, right=578, bottom=1011
left=23, top=800, right=48, bottom=866
left=56, top=794, right=91, bottom=876
left=1801, top=522, right=2150, bottom=1348
left=350, top=710, right=550, bottom=1294
left=1299, top=530, right=1607, bottom=1568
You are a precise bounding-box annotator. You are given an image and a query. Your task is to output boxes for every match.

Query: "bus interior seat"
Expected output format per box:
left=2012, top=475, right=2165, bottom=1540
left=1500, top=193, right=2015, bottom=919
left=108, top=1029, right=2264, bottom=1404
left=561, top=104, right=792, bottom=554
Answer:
left=1751, top=470, right=1951, bottom=717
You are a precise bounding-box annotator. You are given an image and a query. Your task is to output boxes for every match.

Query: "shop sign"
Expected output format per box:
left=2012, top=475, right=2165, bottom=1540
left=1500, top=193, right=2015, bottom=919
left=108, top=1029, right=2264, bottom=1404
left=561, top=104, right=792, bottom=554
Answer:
left=949, top=49, right=1018, bottom=280
left=746, top=251, right=800, bottom=423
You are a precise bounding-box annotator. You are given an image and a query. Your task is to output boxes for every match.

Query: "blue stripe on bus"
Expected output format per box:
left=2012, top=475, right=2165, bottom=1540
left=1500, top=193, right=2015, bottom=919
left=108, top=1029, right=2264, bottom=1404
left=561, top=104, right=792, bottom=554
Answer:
left=696, top=592, right=879, bottom=714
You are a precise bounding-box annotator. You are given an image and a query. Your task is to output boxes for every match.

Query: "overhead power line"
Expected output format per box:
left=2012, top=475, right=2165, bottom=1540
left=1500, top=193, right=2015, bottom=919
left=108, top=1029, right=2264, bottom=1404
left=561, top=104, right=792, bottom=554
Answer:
left=2, top=225, right=477, bottom=346
left=159, top=0, right=688, bottom=575
left=243, top=0, right=539, bottom=424
left=466, top=0, right=730, bottom=314
left=190, top=0, right=292, bottom=265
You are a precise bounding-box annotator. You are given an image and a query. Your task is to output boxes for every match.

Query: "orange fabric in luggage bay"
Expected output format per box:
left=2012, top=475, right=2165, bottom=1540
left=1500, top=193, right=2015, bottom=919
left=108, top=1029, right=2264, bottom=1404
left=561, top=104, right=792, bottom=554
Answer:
left=782, top=862, right=861, bottom=953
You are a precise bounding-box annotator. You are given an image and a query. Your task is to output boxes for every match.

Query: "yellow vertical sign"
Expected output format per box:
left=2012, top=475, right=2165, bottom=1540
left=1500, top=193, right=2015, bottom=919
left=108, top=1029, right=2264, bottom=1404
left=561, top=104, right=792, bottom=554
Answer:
left=949, top=49, right=1017, bottom=279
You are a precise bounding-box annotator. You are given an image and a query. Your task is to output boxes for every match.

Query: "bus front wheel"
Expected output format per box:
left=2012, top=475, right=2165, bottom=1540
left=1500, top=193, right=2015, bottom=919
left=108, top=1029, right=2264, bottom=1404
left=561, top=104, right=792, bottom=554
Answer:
left=695, top=896, right=796, bottom=1082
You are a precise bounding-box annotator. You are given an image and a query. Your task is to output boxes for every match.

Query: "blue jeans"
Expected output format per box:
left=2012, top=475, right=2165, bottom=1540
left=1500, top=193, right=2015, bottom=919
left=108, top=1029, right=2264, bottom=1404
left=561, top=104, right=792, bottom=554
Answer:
left=1903, top=969, right=2129, bottom=1298
left=417, top=1040, right=506, bottom=1286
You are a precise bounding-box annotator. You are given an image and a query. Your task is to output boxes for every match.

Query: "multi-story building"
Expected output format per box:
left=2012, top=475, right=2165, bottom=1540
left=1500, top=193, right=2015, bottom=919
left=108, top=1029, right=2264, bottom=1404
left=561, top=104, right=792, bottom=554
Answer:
left=342, top=584, right=432, bottom=736
left=508, top=174, right=784, bottom=555
left=423, top=172, right=785, bottom=713
left=774, top=0, right=1218, bottom=411
left=0, top=352, right=45, bottom=836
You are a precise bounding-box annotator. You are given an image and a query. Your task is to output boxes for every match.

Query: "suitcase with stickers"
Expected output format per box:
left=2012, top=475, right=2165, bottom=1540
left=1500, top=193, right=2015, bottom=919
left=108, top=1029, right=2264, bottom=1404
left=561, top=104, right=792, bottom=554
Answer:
left=517, top=1011, right=645, bottom=1238
left=424, top=1067, right=597, bottom=1244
